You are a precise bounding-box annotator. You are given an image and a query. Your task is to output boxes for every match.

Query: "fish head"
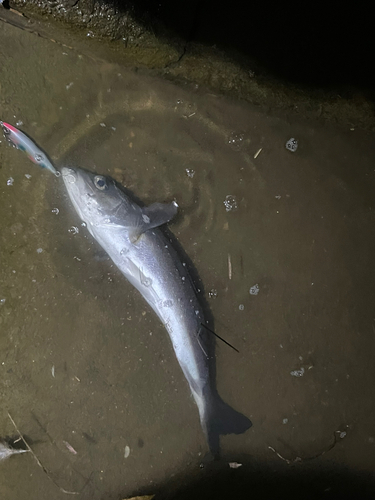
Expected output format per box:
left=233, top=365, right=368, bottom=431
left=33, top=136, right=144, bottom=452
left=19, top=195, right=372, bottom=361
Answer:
left=61, top=167, right=127, bottom=226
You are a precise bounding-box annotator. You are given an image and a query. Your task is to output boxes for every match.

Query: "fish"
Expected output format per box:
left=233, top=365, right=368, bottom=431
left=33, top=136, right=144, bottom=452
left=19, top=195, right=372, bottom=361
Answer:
left=61, top=166, right=251, bottom=456
left=0, top=121, right=58, bottom=176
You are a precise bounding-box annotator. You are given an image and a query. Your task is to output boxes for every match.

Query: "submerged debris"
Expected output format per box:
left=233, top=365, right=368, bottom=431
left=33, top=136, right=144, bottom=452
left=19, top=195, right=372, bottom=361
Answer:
left=7, top=412, right=79, bottom=495
left=228, top=253, right=232, bottom=279
left=254, top=148, right=262, bottom=159
left=0, top=440, right=29, bottom=462
left=268, top=428, right=349, bottom=464
left=229, top=462, right=242, bottom=469
left=63, top=441, right=77, bottom=455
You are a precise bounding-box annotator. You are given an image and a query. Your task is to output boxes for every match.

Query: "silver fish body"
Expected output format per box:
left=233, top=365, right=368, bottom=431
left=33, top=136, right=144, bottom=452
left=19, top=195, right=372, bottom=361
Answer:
left=61, top=166, right=251, bottom=455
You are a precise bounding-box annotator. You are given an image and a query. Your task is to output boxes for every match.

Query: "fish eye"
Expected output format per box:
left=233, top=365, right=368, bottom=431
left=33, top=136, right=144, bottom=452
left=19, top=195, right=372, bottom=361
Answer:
left=94, top=175, right=107, bottom=190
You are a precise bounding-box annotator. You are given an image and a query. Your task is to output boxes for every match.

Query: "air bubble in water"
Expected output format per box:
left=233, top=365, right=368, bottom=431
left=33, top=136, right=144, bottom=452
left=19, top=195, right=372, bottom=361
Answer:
left=208, top=289, right=218, bottom=299
left=142, top=214, right=150, bottom=223
left=224, top=195, right=238, bottom=212
left=36, top=248, right=43, bottom=253
left=228, top=132, right=244, bottom=151
left=0, top=298, right=6, bottom=305
left=120, top=248, right=129, bottom=256
left=7, top=177, right=14, bottom=186
left=186, top=168, right=195, bottom=178
left=51, top=208, right=59, bottom=215
left=249, top=284, right=259, bottom=296
left=239, top=304, right=244, bottom=310
left=286, top=138, right=298, bottom=152
left=68, top=226, right=79, bottom=235
left=163, top=299, right=173, bottom=308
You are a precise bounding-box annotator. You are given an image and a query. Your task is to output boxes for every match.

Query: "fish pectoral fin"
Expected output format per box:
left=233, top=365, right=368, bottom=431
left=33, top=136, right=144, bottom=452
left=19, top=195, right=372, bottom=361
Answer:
left=142, top=201, right=178, bottom=229
left=126, top=201, right=178, bottom=242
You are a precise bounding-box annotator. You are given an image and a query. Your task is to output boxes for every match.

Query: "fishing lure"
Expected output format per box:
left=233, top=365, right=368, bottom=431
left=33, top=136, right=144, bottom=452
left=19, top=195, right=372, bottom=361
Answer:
left=0, top=121, right=59, bottom=176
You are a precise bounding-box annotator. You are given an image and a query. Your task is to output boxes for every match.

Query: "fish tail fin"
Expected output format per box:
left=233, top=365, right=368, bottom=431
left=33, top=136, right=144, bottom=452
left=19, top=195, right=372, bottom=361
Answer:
left=202, top=391, right=252, bottom=457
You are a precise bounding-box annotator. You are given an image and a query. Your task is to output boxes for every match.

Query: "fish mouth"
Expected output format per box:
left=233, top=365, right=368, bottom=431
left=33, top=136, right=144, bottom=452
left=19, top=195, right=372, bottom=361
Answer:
left=61, top=167, right=78, bottom=184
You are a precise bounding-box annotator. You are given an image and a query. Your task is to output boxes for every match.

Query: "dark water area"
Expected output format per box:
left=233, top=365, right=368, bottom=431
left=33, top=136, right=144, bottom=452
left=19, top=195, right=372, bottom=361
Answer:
left=1, top=12, right=375, bottom=500
left=108, top=0, right=375, bottom=89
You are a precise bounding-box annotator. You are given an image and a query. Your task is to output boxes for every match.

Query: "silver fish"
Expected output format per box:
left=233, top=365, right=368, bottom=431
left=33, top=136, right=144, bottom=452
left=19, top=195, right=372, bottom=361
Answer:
left=61, top=166, right=251, bottom=456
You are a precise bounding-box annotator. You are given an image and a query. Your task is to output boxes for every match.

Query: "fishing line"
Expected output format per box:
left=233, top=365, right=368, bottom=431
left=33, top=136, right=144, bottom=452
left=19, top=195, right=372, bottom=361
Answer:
left=200, top=323, right=239, bottom=353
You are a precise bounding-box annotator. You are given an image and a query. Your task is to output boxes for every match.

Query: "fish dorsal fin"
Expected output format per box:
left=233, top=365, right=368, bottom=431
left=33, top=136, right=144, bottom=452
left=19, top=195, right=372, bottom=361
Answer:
left=129, top=201, right=178, bottom=242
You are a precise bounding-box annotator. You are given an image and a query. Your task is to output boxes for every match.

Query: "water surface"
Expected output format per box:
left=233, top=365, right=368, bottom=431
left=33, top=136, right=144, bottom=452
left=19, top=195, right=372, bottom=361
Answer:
left=1, top=18, right=375, bottom=500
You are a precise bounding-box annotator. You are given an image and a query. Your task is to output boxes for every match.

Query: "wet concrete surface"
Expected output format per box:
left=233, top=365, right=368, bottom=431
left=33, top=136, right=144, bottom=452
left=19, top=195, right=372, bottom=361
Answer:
left=3, top=3, right=375, bottom=132
left=1, top=14, right=375, bottom=500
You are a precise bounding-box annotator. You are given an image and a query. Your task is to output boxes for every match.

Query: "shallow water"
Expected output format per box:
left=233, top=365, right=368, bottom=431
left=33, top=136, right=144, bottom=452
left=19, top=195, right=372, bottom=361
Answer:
left=1, top=18, right=375, bottom=500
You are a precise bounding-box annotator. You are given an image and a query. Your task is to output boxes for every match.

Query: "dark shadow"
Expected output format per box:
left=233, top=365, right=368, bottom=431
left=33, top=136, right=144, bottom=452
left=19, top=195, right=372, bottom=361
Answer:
left=109, top=1, right=373, bottom=91
left=122, top=455, right=375, bottom=500
left=3, top=435, right=35, bottom=451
